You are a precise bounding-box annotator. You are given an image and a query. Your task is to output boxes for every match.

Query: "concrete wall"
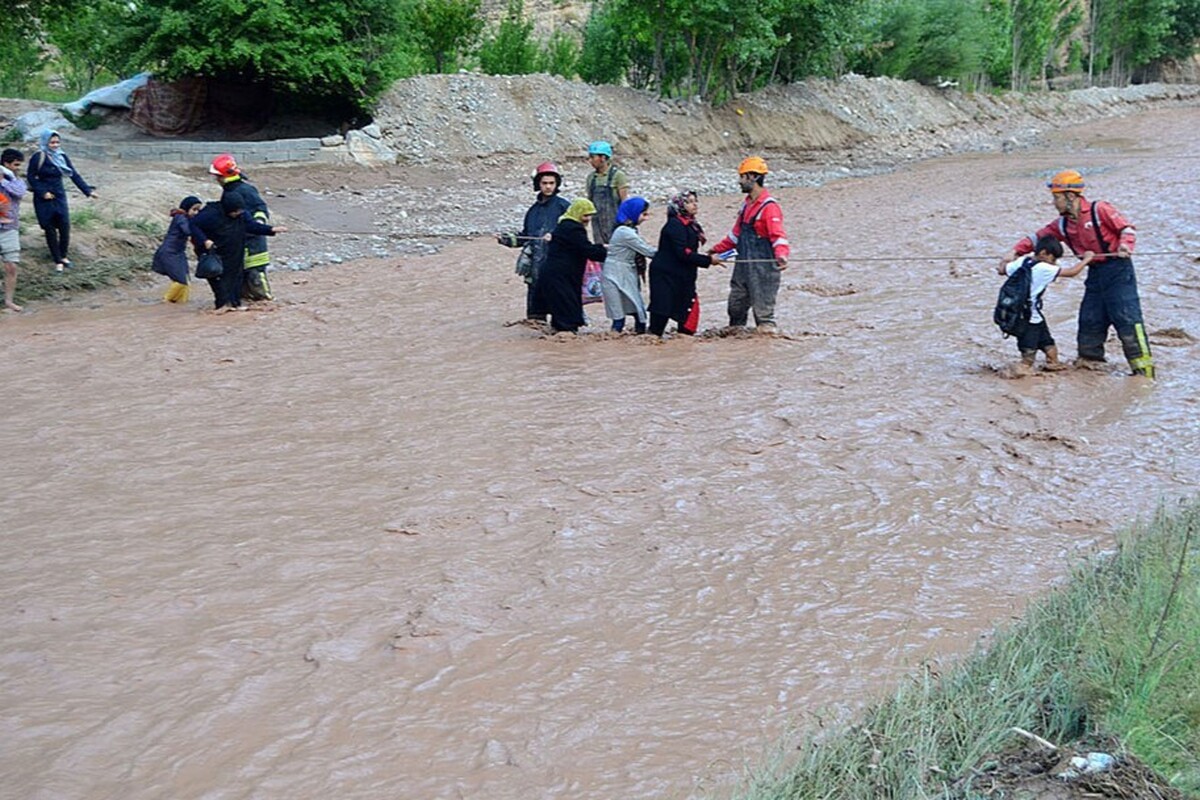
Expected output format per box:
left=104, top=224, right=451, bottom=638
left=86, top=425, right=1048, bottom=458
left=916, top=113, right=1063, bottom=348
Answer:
left=64, top=137, right=327, bottom=165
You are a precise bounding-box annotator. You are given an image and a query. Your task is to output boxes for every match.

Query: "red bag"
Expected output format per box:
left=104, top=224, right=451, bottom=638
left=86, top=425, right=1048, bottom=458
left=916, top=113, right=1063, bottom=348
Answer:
left=680, top=294, right=700, bottom=335
left=582, top=260, right=604, bottom=305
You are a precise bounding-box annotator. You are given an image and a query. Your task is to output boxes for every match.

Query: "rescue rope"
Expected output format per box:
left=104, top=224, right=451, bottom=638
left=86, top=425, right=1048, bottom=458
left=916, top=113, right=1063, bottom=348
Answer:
left=719, top=250, right=1200, bottom=264
left=284, top=224, right=1200, bottom=263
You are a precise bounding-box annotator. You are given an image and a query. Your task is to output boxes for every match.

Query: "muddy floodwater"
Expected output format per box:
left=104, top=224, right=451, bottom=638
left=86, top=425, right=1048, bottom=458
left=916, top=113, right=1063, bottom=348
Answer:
left=3, top=109, right=1199, bottom=800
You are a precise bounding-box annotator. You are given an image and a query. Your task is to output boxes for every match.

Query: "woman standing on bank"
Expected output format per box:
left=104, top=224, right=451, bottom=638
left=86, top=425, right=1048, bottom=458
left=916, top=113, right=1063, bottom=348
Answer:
left=26, top=130, right=97, bottom=272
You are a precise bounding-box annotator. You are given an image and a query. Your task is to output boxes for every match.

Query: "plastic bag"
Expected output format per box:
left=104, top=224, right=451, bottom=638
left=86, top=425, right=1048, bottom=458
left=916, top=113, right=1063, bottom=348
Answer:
left=582, top=259, right=604, bottom=305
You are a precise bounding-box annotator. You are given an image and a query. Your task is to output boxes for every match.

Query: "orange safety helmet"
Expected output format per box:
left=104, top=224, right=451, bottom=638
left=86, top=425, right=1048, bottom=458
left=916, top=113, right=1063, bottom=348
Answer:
left=1047, top=169, right=1085, bottom=193
left=738, top=156, right=770, bottom=175
left=209, top=153, right=240, bottom=178
left=531, top=161, right=562, bottom=190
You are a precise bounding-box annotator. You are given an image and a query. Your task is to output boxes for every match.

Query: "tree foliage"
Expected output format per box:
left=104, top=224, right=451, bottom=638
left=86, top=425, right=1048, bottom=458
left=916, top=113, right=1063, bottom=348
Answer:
left=4, top=0, right=1199, bottom=116
left=409, top=0, right=485, bottom=73
left=106, top=0, right=420, bottom=113
left=478, top=0, right=540, bottom=74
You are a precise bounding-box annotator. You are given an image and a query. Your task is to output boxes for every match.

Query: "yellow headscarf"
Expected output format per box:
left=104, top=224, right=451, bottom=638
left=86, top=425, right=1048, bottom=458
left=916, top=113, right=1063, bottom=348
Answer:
left=559, top=198, right=597, bottom=224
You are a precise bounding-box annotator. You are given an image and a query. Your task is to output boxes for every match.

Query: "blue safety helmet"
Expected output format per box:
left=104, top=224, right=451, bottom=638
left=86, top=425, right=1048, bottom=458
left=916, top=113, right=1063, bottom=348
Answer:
left=587, top=140, right=613, bottom=158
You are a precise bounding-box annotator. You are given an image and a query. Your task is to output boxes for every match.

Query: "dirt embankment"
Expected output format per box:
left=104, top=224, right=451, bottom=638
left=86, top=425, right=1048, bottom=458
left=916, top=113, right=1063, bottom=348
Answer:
left=5, top=74, right=1200, bottom=272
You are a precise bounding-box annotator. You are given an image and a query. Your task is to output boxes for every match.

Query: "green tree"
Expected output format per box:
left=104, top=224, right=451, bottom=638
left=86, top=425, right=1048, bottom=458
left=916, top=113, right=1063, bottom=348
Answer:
left=478, top=0, right=539, bottom=74
left=42, top=0, right=130, bottom=94
left=111, top=0, right=416, bottom=114
left=0, top=24, right=45, bottom=96
left=577, top=3, right=632, bottom=85
left=410, top=0, right=485, bottom=73
left=536, top=30, right=580, bottom=79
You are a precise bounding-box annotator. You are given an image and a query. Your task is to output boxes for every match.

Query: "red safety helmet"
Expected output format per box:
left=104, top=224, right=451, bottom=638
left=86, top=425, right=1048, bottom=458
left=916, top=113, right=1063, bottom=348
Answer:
left=531, top=161, right=562, bottom=191
left=209, top=153, right=240, bottom=178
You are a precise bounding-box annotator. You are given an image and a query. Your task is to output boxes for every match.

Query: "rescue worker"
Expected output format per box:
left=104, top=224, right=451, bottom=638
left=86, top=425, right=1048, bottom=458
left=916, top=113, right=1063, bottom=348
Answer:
left=584, top=140, right=629, bottom=245
left=496, top=161, right=570, bottom=321
left=209, top=154, right=274, bottom=302
left=1003, top=170, right=1154, bottom=378
left=709, top=156, right=791, bottom=334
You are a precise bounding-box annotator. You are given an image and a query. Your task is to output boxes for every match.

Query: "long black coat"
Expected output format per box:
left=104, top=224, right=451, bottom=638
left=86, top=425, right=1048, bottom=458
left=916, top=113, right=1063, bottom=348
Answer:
left=538, top=218, right=607, bottom=332
left=648, top=213, right=711, bottom=322
left=190, top=203, right=275, bottom=309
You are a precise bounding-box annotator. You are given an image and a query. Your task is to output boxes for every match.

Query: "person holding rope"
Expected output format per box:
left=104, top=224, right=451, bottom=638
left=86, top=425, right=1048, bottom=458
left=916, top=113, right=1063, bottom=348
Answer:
left=26, top=130, right=97, bottom=273
left=648, top=191, right=720, bottom=338
left=496, top=161, right=570, bottom=321
left=1003, top=169, right=1154, bottom=378
left=709, top=156, right=790, bottom=334
left=539, top=198, right=608, bottom=333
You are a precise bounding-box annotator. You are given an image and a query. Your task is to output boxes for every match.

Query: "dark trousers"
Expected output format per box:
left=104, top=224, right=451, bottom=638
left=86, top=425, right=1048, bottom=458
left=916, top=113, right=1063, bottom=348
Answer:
left=1077, top=257, right=1153, bottom=375
left=42, top=216, right=70, bottom=263
left=207, top=264, right=244, bottom=309
left=525, top=282, right=547, bottom=320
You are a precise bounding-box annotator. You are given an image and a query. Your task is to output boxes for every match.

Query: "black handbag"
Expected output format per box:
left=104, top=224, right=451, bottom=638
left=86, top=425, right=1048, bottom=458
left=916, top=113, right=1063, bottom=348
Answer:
left=195, top=252, right=223, bottom=279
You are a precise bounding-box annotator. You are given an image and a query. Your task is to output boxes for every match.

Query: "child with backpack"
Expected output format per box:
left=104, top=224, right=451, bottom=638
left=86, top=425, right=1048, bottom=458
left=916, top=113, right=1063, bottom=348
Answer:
left=995, top=235, right=1094, bottom=372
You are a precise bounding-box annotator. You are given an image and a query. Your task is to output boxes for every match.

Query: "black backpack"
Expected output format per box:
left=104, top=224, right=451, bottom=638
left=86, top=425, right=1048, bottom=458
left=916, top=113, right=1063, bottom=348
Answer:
left=994, top=258, right=1036, bottom=337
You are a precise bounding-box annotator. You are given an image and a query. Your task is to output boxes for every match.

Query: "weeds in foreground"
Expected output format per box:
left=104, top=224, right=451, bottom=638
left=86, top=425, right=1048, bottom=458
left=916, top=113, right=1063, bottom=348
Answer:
left=111, top=217, right=165, bottom=237
left=729, top=500, right=1200, bottom=799
left=14, top=256, right=152, bottom=302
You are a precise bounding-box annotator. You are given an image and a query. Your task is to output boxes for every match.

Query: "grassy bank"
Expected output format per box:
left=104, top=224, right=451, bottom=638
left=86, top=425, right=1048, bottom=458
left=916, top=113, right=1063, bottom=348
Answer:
left=9, top=208, right=163, bottom=304
left=730, top=500, right=1200, bottom=799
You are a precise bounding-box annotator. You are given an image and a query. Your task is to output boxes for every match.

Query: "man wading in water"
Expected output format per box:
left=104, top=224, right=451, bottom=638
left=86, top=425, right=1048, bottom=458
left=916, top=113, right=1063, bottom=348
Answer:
left=710, top=156, right=791, bottom=335
left=1004, top=169, right=1154, bottom=378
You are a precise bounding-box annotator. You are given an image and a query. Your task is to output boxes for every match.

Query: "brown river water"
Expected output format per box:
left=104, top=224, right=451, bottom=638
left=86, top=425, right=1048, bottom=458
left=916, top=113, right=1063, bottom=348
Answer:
left=2, top=109, right=1199, bottom=800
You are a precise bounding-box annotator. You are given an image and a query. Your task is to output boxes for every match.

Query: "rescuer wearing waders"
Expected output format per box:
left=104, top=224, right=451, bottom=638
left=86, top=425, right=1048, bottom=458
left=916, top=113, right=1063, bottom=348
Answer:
left=710, top=156, right=791, bottom=334
left=496, top=161, right=570, bottom=321
left=584, top=140, right=629, bottom=245
left=210, top=154, right=275, bottom=302
left=1004, top=170, right=1154, bottom=378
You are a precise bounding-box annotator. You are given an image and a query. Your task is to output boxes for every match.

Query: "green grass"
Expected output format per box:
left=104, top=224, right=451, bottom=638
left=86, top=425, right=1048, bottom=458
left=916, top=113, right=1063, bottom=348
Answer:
left=9, top=213, right=161, bottom=304
left=14, top=255, right=152, bottom=301
left=727, top=500, right=1200, bottom=800
left=111, top=217, right=166, bottom=237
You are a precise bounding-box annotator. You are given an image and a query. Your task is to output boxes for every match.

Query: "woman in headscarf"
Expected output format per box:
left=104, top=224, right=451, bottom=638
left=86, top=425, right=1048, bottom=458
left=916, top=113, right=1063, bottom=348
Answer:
left=648, top=191, right=720, bottom=337
left=152, top=196, right=203, bottom=304
left=601, top=196, right=656, bottom=333
left=190, top=192, right=287, bottom=311
left=538, top=198, right=608, bottom=333
left=26, top=130, right=97, bottom=272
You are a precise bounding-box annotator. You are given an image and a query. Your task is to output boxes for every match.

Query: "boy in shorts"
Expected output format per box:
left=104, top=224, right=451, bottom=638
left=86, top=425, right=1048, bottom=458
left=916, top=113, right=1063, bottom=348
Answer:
left=1, top=148, right=28, bottom=312
left=998, top=234, right=1093, bottom=372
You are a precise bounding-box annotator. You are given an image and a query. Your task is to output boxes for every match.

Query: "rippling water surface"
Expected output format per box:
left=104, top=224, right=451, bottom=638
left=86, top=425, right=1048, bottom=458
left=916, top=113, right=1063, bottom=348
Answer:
left=2, top=109, right=1198, bottom=800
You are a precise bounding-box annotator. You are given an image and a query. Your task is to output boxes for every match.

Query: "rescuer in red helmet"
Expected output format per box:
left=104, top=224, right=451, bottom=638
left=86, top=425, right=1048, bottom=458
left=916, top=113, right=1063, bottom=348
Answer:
left=209, top=153, right=276, bottom=303
left=495, top=160, right=570, bottom=321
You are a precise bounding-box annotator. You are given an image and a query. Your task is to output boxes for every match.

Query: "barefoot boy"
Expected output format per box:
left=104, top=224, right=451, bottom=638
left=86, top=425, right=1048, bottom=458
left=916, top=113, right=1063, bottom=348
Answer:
left=997, top=235, right=1093, bottom=371
left=1, top=148, right=28, bottom=312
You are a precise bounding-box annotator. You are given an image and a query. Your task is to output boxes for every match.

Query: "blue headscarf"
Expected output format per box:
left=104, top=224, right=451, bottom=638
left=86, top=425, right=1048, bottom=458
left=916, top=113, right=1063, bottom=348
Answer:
left=615, top=196, right=649, bottom=226
left=39, top=130, right=73, bottom=176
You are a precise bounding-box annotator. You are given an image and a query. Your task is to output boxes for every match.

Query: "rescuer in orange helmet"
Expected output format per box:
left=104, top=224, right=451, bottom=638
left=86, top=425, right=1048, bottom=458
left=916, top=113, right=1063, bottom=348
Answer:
left=1003, top=169, right=1154, bottom=378
left=709, top=156, right=791, bottom=334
